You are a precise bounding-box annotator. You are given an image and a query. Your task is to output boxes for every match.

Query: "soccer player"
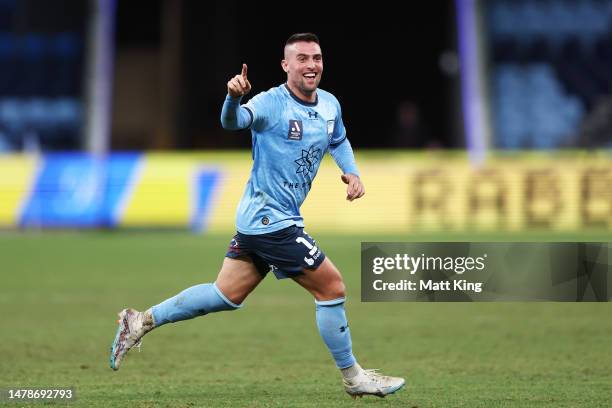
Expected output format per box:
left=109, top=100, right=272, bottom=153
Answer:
left=110, top=32, right=405, bottom=399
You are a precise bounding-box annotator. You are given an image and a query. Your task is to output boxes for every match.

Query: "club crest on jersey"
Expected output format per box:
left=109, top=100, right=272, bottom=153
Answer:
left=327, top=120, right=335, bottom=139
left=288, top=120, right=303, bottom=141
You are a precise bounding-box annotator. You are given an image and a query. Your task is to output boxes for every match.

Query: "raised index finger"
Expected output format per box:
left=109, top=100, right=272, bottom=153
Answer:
left=241, top=63, right=248, bottom=79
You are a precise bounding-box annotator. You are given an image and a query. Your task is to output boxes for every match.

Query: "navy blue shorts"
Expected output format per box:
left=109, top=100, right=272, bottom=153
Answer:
left=225, top=225, right=325, bottom=279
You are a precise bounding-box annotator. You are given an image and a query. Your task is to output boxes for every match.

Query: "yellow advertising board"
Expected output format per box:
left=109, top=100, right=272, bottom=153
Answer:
left=300, top=151, right=612, bottom=232
left=0, top=151, right=610, bottom=232
left=0, top=155, right=37, bottom=227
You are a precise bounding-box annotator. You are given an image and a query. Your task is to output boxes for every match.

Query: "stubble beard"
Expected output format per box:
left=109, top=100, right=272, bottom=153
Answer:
left=299, top=76, right=321, bottom=96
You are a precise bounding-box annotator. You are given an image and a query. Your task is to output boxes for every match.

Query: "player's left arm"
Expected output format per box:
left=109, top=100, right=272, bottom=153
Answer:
left=330, top=139, right=365, bottom=202
left=329, top=100, right=364, bottom=201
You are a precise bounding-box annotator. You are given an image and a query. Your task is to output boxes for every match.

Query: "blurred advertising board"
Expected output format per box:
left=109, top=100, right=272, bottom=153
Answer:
left=0, top=151, right=610, bottom=232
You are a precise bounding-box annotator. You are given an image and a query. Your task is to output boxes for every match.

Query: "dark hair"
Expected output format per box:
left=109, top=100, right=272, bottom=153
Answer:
left=285, top=33, right=319, bottom=46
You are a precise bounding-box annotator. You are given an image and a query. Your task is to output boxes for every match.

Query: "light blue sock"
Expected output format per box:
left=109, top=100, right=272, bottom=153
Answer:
left=315, top=298, right=356, bottom=369
left=151, top=282, right=240, bottom=327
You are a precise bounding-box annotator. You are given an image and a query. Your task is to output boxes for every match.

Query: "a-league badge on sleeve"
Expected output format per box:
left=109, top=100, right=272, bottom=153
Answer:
left=327, top=120, right=335, bottom=139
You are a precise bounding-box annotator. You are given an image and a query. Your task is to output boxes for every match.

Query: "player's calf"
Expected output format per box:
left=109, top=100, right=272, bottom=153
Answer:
left=150, top=282, right=241, bottom=326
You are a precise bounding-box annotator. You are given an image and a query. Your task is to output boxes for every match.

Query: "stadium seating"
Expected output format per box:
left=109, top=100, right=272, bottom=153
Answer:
left=493, top=64, right=585, bottom=149
left=0, top=29, right=83, bottom=151
left=487, top=0, right=612, bottom=148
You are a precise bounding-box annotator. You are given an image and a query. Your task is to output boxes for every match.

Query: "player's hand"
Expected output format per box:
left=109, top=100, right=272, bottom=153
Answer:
left=341, top=173, right=365, bottom=201
left=227, top=63, right=252, bottom=98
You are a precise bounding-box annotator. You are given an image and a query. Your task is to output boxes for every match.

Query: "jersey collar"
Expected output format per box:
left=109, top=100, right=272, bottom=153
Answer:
left=284, top=83, right=318, bottom=106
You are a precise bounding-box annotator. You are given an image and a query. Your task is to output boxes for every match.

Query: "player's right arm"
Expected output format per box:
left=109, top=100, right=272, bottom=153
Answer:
left=221, top=64, right=253, bottom=130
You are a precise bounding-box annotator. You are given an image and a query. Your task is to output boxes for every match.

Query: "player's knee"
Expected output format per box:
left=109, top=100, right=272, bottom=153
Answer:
left=212, top=283, right=243, bottom=311
left=222, top=284, right=256, bottom=305
left=333, top=280, right=346, bottom=299
left=320, top=279, right=345, bottom=301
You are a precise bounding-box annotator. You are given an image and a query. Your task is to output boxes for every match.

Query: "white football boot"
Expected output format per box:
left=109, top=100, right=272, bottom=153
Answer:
left=109, top=308, right=150, bottom=370
left=343, top=365, right=405, bottom=398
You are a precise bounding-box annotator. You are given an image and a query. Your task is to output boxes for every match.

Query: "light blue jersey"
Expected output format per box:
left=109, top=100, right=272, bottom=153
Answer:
left=222, top=84, right=358, bottom=235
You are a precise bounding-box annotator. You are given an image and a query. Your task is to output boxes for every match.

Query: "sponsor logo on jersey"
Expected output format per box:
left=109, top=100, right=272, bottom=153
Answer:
left=288, top=120, right=303, bottom=140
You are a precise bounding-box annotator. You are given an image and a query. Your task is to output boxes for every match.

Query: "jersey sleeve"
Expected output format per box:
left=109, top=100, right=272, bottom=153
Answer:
left=329, top=100, right=347, bottom=147
left=243, top=89, right=279, bottom=132
left=220, top=95, right=253, bottom=130
left=327, top=96, right=359, bottom=175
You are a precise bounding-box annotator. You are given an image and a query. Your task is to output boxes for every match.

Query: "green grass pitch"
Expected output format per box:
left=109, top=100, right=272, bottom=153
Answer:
left=1, top=231, right=611, bottom=407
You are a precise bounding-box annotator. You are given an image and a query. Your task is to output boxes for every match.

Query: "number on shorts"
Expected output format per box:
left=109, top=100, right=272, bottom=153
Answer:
left=296, top=236, right=318, bottom=266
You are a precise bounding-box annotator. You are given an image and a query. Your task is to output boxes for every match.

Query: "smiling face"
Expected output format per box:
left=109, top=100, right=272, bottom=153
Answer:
left=281, top=41, right=323, bottom=102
